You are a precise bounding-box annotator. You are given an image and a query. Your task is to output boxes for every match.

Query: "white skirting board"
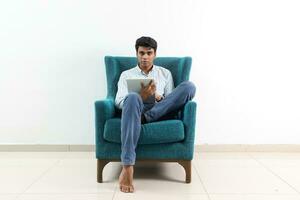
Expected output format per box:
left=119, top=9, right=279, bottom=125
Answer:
left=0, top=145, right=95, bottom=152
left=1, top=144, right=300, bottom=152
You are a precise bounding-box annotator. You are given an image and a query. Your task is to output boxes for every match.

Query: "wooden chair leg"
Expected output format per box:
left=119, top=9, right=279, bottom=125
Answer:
left=178, top=160, right=191, bottom=183
left=97, top=159, right=109, bottom=183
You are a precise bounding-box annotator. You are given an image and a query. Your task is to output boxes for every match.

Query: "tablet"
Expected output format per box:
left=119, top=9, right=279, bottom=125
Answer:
left=126, top=78, right=154, bottom=93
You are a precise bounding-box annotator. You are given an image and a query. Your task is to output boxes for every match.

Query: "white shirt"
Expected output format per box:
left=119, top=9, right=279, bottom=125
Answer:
left=115, top=65, right=174, bottom=109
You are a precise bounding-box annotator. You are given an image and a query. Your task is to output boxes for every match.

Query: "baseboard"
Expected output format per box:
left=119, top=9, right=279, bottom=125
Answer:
left=0, top=144, right=300, bottom=152
left=195, top=144, right=300, bottom=152
left=0, top=145, right=95, bottom=152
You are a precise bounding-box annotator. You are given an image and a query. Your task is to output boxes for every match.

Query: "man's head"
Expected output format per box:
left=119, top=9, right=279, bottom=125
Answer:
left=135, top=36, right=157, bottom=70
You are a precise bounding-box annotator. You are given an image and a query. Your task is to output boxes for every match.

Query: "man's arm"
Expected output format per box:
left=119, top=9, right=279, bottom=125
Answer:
left=164, top=71, right=174, bottom=97
left=115, top=73, right=128, bottom=109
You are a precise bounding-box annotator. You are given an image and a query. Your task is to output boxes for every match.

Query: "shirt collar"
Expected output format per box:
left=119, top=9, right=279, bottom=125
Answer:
left=135, top=65, right=156, bottom=76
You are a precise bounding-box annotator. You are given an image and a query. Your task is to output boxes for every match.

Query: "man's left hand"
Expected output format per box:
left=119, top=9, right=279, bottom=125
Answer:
left=155, top=93, right=163, bottom=102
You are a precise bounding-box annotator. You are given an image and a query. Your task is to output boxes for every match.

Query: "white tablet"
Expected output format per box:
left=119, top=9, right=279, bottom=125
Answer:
left=126, top=78, right=154, bottom=93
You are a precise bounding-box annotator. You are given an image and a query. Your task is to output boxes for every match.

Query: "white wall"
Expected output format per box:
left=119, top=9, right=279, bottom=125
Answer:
left=0, top=0, right=300, bottom=144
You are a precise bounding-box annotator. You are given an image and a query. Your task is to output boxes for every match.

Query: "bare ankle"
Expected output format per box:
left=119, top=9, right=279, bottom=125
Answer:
left=123, top=165, right=133, bottom=170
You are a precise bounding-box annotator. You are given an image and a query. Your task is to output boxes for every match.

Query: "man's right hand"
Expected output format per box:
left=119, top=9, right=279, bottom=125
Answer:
left=140, top=80, right=156, bottom=101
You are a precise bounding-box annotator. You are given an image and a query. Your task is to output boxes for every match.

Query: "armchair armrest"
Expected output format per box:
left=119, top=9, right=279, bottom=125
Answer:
left=95, top=98, right=115, bottom=143
left=182, top=101, right=197, bottom=143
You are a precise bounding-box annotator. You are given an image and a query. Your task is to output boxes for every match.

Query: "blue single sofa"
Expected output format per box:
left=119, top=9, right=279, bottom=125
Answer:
left=95, top=56, right=197, bottom=183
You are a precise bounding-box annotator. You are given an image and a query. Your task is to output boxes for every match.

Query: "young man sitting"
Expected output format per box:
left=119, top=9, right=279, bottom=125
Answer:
left=115, top=36, right=196, bottom=193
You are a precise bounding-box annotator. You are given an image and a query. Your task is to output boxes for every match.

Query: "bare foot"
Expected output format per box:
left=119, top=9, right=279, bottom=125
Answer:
left=119, top=165, right=134, bottom=193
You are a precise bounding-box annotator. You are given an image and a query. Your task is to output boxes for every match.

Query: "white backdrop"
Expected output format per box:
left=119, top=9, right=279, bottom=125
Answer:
left=0, top=0, right=300, bottom=144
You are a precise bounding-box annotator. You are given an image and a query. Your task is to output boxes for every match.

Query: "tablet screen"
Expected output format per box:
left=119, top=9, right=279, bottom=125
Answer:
left=126, top=78, right=153, bottom=93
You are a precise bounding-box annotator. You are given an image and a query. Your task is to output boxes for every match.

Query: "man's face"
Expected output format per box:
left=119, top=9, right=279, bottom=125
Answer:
left=136, top=46, right=156, bottom=69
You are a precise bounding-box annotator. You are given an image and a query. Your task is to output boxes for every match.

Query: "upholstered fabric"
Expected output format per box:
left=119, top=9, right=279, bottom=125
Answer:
left=95, top=56, right=196, bottom=161
left=103, top=118, right=185, bottom=144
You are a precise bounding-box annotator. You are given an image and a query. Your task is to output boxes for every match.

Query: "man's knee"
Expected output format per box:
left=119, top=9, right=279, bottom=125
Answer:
left=181, top=81, right=196, bottom=97
left=124, top=92, right=143, bottom=107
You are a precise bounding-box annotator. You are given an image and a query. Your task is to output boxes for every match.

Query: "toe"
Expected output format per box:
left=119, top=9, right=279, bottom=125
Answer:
left=120, top=185, right=125, bottom=193
left=120, top=185, right=130, bottom=193
left=129, top=186, right=134, bottom=193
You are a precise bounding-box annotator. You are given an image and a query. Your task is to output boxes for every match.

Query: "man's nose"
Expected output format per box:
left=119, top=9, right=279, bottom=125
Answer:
left=142, top=54, right=149, bottom=59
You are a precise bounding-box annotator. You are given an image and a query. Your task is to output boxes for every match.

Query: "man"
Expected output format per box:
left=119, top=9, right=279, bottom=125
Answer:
left=115, top=36, right=196, bottom=193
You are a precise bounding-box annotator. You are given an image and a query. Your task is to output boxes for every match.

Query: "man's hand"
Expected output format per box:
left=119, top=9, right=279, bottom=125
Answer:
left=140, top=80, right=156, bottom=101
left=155, top=93, right=163, bottom=102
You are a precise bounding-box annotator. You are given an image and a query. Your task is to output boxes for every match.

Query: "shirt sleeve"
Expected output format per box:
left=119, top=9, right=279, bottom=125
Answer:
left=164, top=70, right=174, bottom=97
left=115, top=73, right=128, bottom=109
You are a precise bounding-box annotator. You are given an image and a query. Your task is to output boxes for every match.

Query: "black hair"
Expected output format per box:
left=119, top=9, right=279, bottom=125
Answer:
left=135, top=36, right=157, bottom=52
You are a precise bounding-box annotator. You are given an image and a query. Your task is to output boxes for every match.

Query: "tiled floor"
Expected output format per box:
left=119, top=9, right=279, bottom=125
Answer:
left=1, top=152, right=300, bottom=200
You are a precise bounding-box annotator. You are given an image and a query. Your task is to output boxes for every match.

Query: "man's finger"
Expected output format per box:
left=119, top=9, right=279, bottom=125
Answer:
left=151, top=82, right=156, bottom=89
left=151, top=80, right=156, bottom=88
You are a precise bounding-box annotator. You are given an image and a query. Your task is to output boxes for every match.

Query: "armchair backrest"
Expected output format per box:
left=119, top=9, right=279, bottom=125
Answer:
left=104, top=56, right=192, bottom=99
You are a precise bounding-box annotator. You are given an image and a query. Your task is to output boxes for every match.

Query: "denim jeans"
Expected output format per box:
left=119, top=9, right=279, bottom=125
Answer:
left=120, top=81, right=196, bottom=165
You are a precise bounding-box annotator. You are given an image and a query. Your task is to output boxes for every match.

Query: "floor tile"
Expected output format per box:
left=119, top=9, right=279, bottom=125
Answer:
left=259, top=167, right=300, bottom=193
left=0, top=158, right=58, bottom=194
left=0, top=195, right=18, bottom=200
left=114, top=193, right=209, bottom=200
left=195, top=152, right=252, bottom=160
left=16, top=193, right=114, bottom=200
left=61, top=152, right=95, bottom=159
left=209, top=194, right=300, bottom=200
left=195, top=152, right=262, bottom=167
left=249, top=153, right=300, bottom=193
left=0, top=152, right=68, bottom=159
left=249, top=153, right=300, bottom=167
left=24, top=159, right=119, bottom=194
left=194, top=153, right=297, bottom=194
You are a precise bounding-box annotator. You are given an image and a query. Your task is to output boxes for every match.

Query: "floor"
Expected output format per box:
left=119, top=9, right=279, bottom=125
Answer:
left=1, top=152, right=300, bottom=200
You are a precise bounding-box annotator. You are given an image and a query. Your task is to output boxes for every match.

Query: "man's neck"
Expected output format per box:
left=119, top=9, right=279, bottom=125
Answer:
left=138, top=64, right=153, bottom=75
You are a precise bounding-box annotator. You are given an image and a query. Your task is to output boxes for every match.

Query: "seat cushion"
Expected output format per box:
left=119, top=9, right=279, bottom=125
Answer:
left=103, top=118, right=185, bottom=144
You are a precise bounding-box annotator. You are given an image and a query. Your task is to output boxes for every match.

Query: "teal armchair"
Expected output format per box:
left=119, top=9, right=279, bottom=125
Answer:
left=95, top=56, right=197, bottom=183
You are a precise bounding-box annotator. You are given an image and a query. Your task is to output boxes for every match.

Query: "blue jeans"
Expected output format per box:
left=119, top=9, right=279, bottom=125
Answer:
left=120, top=81, right=196, bottom=165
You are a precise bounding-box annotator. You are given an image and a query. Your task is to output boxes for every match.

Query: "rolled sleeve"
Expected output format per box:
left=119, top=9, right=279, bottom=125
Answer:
left=164, top=71, right=174, bottom=97
left=115, top=73, right=128, bottom=109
